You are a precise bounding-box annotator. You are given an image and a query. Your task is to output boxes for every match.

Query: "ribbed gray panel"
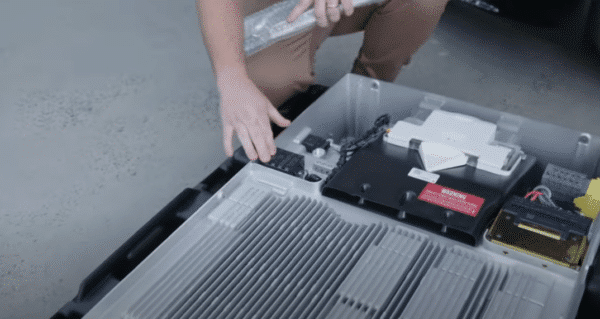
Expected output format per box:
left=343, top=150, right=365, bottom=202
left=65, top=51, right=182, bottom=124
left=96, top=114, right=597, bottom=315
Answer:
left=208, top=185, right=269, bottom=228
left=126, top=194, right=388, bottom=319
left=378, top=242, right=445, bottom=319
left=399, top=248, right=508, bottom=319
left=327, top=301, right=372, bottom=319
left=118, top=189, right=557, bottom=319
left=326, top=229, right=427, bottom=318
left=483, top=271, right=554, bottom=319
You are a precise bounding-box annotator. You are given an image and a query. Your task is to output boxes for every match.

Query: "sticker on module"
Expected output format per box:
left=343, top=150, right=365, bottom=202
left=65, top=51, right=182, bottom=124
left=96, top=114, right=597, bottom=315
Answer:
left=408, top=167, right=440, bottom=184
left=418, top=183, right=484, bottom=217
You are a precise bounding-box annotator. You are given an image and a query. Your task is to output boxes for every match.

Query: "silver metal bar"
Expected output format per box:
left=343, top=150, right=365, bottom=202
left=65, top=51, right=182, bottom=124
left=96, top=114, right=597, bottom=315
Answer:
left=244, top=0, right=385, bottom=56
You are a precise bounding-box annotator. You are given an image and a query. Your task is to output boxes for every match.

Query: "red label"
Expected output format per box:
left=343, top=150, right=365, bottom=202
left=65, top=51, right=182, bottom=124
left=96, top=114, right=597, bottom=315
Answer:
left=417, top=183, right=484, bottom=217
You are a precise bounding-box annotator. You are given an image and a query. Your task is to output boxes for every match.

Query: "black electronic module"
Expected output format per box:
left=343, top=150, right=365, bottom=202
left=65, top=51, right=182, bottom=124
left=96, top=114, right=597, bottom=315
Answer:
left=322, top=138, right=537, bottom=245
left=259, top=148, right=305, bottom=177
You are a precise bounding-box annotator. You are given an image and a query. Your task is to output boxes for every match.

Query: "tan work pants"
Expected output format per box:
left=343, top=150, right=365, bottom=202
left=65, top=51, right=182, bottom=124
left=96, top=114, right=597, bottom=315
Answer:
left=244, top=0, right=449, bottom=108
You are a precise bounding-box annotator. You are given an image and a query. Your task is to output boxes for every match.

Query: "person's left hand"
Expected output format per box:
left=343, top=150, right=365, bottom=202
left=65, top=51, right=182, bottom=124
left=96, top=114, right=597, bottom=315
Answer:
left=287, top=0, right=354, bottom=28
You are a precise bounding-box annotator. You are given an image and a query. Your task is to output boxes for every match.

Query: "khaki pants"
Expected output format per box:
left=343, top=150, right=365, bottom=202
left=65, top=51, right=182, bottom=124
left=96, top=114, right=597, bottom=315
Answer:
left=244, top=0, right=449, bottom=108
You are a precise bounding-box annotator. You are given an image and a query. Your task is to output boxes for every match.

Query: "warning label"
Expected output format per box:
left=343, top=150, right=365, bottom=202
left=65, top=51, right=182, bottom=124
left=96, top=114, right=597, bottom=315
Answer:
left=417, top=183, right=484, bottom=217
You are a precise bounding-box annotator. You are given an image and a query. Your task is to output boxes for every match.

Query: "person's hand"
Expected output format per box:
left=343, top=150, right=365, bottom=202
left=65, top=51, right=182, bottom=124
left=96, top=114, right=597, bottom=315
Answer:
left=287, top=0, right=355, bottom=28
left=219, top=77, right=291, bottom=163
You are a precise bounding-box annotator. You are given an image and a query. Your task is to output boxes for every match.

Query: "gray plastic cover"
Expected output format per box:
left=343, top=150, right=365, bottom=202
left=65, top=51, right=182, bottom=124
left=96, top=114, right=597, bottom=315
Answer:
left=85, top=165, right=588, bottom=319
left=84, top=75, right=600, bottom=319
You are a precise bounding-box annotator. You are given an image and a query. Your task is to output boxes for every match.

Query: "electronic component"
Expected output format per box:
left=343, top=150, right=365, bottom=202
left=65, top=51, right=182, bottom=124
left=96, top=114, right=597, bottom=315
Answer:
left=289, top=129, right=344, bottom=181
left=541, top=163, right=590, bottom=202
left=311, top=160, right=336, bottom=176
left=539, top=163, right=600, bottom=219
left=487, top=196, right=591, bottom=269
left=259, top=148, right=305, bottom=177
left=322, top=138, right=537, bottom=245
left=384, top=110, right=523, bottom=175
left=301, top=134, right=330, bottom=153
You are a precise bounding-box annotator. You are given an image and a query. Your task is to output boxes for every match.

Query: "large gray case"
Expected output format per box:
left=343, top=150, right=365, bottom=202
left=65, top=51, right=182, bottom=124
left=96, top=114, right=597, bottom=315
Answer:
left=84, top=74, right=600, bottom=319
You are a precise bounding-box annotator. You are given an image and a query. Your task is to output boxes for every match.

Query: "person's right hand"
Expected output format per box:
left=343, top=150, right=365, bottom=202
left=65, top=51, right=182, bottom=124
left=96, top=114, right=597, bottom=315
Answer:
left=218, top=77, right=291, bottom=163
left=287, top=0, right=355, bottom=28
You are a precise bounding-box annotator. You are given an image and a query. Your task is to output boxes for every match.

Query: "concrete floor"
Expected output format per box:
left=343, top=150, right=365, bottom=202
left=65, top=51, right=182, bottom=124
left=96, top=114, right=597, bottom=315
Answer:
left=1, top=1, right=599, bottom=318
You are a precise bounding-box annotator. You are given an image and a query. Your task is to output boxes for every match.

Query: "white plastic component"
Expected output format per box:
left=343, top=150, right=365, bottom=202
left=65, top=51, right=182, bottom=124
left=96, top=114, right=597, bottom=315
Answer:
left=312, top=148, right=326, bottom=158
left=408, top=167, right=440, bottom=184
left=419, top=142, right=468, bottom=172
left=384, top=110, right=518, bottom=175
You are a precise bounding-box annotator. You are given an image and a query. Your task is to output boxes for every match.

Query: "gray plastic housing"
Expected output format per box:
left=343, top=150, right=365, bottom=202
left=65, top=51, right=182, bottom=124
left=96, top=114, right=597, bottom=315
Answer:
left=244, top=0, right=384, bottom=56
left=84, top=74, right=600, bottom=319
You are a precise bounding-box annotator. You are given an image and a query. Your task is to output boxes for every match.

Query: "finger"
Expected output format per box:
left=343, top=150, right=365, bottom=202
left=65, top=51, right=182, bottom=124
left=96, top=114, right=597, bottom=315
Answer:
left=262, top=120, right=277, bottom=156
left=287, top=0, right=313, bottom=23
left=341, top=0, right=353, bottom=16
left=247, top=121, right=272, bottom=163
left=252, top=109, right=277, bottom=157
left=267, top=134, right=277, bottom=156
left=243, top=112, right=272, bottom=162
left=234, top=124, right=258, bottom=161
left=326, top=2, right=341, bottom=23
left=256, top=113, right=277, bottom=156
left=315, top=0, right=328, bottom=27
left=222, top=124, right=235, bottom=157
left=267, top=104, right=291, bottom=128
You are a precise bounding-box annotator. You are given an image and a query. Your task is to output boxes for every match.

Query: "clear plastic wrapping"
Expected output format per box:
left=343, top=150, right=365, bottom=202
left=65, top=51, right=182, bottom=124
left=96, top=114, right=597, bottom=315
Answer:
left=244, top=0, right=384, bottom=56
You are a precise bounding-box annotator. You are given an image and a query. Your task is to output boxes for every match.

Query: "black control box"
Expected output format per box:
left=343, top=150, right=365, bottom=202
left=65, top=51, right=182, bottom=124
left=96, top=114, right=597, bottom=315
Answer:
left=322, top=139, right=537, bottom=245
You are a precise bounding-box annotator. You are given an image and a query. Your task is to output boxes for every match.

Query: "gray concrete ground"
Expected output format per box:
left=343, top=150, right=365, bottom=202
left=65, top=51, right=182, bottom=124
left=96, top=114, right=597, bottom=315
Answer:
left=1, top=1, right=599, bottom=318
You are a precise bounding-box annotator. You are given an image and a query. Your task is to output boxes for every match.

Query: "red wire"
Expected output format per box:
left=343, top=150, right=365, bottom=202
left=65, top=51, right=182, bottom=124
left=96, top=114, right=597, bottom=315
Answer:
left=525, top=190, right=543, bottom=201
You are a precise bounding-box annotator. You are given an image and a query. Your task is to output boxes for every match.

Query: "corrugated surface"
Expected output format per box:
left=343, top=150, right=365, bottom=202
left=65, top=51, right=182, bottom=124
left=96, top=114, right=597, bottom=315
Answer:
left=124, top=193, right=389, bottom=319
left=327, top=230, right=427, bottom=318
left=483, top=272, right=554, bottom=319
left=208, top=185, right=269, bottom=227
left=115, top=186, right=558, bottom=319
left=127, top=221, right=237, bottom=319
left=399, top=248, right=508, bottom=319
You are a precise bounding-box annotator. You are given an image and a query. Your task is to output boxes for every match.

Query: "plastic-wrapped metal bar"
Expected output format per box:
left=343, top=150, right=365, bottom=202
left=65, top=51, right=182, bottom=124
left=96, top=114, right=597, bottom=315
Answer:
left=244, top=0, right=385, bottom=56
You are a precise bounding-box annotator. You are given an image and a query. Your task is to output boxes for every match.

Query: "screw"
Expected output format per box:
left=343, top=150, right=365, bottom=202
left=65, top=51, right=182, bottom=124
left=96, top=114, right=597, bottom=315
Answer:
left=360, top=183, right=371, bottom=193
left=397, top=210, right=407, bottom=219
